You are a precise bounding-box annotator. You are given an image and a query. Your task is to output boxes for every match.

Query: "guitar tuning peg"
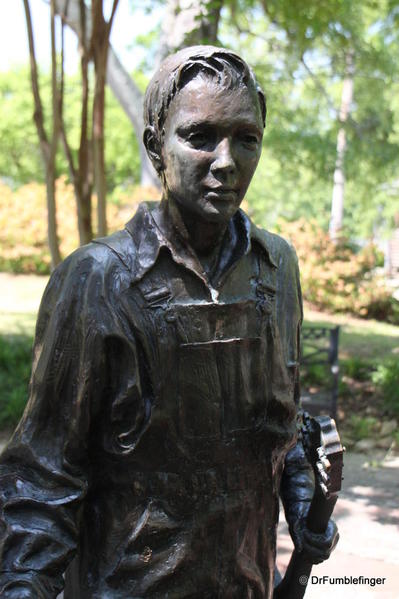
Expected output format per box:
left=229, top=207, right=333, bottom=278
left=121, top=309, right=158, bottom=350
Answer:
left=316, top=462, right=329, bottom=484
left=318, top=455, right=331, bottom=472
left=319, top=481, right=329, bottom=497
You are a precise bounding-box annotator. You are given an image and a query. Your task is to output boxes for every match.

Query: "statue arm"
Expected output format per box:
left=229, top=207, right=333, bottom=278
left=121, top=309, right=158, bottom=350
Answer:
left=0, top=251, right=112, bottom=598
left=280, top=438, right=339, bottom=564
left=279, top=244, right=338, bottom=564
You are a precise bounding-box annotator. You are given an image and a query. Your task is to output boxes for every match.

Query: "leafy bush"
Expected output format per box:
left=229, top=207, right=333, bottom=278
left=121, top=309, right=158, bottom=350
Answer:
left=372, top=359, right=399, bottom=417
left=342, top=357, right=371, bottom=381
left=278, top=219, right=399, bottom=325
left=0, top=335, right=32, bottom=428
left=349, top=415, right=378, bottom=440
left=300, top=363, right=329, bottom=387
left=0, top=179, right=160, bottom=274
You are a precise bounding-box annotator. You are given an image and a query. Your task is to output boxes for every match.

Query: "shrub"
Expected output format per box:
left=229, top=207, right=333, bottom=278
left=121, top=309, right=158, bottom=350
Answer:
left=0, top=335, right=32, bottom=428
left=0, top=178, right=160, bottom=274
left=300, top=363, right=329, bottom=387
left=277, top=219, right=399, bottom=325
left=372, top=359, right=399, bottom=417
left=342, top=357, right=371, bottom=381
left=349, top=415, right=378, bottom=440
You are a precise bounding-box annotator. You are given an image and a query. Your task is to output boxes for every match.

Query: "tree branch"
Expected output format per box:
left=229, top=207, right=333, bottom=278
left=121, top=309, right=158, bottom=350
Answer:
left=300, top=54, right=337, bottom=117
left=77, top=0, right=91, bottom=187
left=23, top=0, right=49, bottom=155
left=50, top=0, right=60, bottom=158
left=107, top=0, right=119, bottom=35
left=59, top=0, right=77, bottom=181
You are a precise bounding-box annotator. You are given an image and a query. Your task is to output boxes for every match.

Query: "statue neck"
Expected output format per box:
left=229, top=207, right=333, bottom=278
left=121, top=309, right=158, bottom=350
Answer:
left=164, top=196, right=229, bottom=257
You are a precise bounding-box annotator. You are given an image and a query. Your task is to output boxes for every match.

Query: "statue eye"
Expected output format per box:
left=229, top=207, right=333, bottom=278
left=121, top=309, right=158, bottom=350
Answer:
left=187, top=132, right=208, bottom=147
left=183, top=127, right=216, bottom=149
left=238, top=132, right=260, bottom=148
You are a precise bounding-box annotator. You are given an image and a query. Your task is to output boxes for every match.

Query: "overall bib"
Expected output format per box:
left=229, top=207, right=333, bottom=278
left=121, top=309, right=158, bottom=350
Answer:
left=95, top=268, right=297, bottom=598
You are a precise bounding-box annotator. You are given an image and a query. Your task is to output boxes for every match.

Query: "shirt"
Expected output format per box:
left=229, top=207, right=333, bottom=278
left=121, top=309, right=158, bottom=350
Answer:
left=0, top=202, right=303, bottom=598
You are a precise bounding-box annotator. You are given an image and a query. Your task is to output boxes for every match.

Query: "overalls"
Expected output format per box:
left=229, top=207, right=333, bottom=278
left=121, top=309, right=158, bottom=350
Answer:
left=78, top=245, right=298, bottom=599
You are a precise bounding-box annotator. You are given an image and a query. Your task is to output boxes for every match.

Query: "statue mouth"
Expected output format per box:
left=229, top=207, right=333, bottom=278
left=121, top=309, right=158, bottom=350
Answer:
left=203, top=187, right=238, bottom=201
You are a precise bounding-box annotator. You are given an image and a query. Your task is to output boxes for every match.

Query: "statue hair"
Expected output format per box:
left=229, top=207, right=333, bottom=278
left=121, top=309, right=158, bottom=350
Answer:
left=143, top=45, right=266, bottom=141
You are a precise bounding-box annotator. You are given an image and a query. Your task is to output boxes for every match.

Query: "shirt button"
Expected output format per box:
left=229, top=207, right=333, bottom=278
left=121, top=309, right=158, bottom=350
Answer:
left=165, top=310, right=176, bottom=323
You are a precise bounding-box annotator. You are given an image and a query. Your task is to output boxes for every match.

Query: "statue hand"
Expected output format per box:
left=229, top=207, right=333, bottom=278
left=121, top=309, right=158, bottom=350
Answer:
left=290, top=517, right=339, bottom=564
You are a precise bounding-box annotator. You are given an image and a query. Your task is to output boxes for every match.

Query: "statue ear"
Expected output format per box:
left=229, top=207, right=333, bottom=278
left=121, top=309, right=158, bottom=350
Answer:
left=143, top=126, right=163, bottom=173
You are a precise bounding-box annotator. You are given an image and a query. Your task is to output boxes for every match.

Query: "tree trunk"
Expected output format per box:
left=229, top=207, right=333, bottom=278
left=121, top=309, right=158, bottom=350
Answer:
left=45, top=159, right=62, bottom=268
left=48, top=0, right=62, bottom=266
left=74, top=181, right=93, bottom=245
left=329, top=50, right=354, bottom=241
left=157, top=0, right=222, bottom=61
left=52, top=0, right=224, bottom=189
left=105, top=50, right=158, bottom=187
left=93, top=61, right=108, bottom=237
left=24, top=0, right=62, bottom=269
left=59, top=0, right=94, bottom=246
left=90, top=0, right=120, bottom=238
left=53, top=0, right=159, bottom=188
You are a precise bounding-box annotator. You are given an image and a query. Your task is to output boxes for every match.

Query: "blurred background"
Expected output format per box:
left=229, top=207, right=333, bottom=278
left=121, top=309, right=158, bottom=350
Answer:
left=0, top=1, right=398, bottom=595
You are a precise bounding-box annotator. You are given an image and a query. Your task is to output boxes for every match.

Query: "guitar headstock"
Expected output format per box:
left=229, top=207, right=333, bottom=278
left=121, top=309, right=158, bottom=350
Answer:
left=301, top=412, right=344, bottom=499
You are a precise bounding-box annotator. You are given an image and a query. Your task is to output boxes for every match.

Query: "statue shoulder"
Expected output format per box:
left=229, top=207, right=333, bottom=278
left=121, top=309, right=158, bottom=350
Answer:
left=65, top=229, right=134, bottom=272
left=45, top=228, right=136, bottom=303
left=250, top=221, right=299, bottom=270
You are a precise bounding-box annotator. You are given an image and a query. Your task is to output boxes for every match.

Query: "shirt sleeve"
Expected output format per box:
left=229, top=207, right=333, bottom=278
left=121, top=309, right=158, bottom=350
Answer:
left=0, top=250, right=110, bottom=598
left=280, top=436, right=315, bottom=528
left=279, top=244, right=314, bottom=525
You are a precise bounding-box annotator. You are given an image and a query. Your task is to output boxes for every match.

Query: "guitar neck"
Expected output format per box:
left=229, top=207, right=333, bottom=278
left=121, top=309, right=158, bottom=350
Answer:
left=274, top=491, right=338, bottom=599
left=274, top=412, right=343, bottom=599
left=307, top=487, right=337, bottom=534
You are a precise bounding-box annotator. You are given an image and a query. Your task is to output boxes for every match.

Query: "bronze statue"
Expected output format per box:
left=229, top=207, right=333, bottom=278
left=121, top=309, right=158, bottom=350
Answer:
left=0, top=46, right=338, bottom=598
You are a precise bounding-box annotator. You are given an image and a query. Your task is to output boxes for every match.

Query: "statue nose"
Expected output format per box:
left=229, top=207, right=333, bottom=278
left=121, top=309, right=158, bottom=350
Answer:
left=210, top=138, right=236, bottom=175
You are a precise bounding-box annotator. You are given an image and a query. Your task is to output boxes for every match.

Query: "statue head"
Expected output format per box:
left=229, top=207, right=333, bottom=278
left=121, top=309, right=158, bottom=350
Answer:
left=143, top=46, right=266, bottom=225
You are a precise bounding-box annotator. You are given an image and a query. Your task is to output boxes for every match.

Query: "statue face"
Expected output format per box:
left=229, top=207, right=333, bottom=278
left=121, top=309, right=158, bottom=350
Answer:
left=161, top=76, right=264, bottom=224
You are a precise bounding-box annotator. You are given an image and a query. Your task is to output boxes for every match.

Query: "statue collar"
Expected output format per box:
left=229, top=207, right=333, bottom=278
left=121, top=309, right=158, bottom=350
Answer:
left=122, top=201, right=278, bottom=285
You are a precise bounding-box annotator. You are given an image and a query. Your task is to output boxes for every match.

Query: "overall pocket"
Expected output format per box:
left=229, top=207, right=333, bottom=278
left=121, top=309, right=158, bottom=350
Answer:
left=177, top=336, right=268, bottom=440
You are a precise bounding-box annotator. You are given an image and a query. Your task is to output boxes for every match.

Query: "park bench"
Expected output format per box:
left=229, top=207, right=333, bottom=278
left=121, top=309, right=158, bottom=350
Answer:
left=300, top=324, right=340, bottom=419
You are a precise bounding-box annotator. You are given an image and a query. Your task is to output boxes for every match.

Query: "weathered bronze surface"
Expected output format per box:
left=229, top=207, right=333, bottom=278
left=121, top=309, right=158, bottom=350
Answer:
left=0, top=46, right=337, bottom=598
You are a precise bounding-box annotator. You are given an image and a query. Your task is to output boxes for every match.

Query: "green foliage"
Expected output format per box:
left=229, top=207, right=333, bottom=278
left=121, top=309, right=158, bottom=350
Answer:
left=343, top=357, right=371, bottom=381
left=372, top=359, right=399, bottom=417
left=0, top=255, right=51, bottom=276
left=0, top=68, right=44, bottom=185
left=300, top=364, right=331, bottom=390
left=60, top=73, right=142, bottom=189
left=300, top=363, right=328, bottom=387
left=349, top=414, right=379, bottom=441
left=0, top=335, right=32, bottom=428
left=0, top=68, right=141, bottom=190
left=4, top=0, right=399, bottom=242
left=224, top=0, right=399, bottom=239
left=104, top=86, right=141, bottom=188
